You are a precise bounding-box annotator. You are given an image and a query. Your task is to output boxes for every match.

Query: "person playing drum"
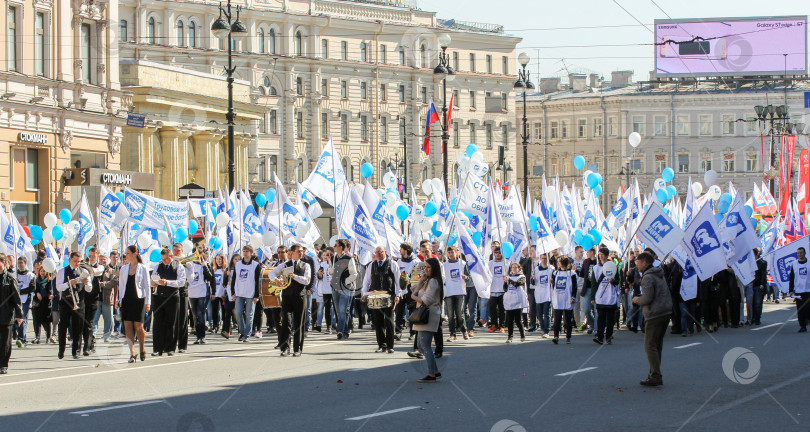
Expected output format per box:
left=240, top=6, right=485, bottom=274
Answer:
left=362, top=246, right=401, bottom=353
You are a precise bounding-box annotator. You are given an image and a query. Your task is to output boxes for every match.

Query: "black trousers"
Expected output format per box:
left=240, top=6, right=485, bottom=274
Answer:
left=83, top=296, right=98, bottom=352
left=253, top=301, right=264, bottom=333
left=152, top=294, right=178, bottom=353
left=0, top=324, right=12, bottom=367
left=371, top=305, right=395, bottom=349
left=506, top=309, right=524, bottom=339
left=797, top=292, right=810, bottom=328
left=394, top=295, right=408, bottom=333
left=58, top=300, right=85, bottom=356
left=221, top=299, right=235, bottom=333
left=553, top=309, right=573, bottom=339
left=175, top=293, right=189, bottom=350
left=321, top=294, right=333, bottom=330
left=595, top=306, right=616, bottom=341
left=279, top=295, right=306, bottom=353
left=527, top=289, right=537, bottom=328
left=488, top=295, right=505, bottom=327
left=210, top=297, right=221, bottom=329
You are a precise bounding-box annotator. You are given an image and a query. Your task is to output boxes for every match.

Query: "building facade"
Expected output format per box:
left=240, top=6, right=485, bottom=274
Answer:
left=0, top=0, right=129, bottom=224
left=118, top=0, right=521, bottom=208
left=520, top=72, right=810, bottom=210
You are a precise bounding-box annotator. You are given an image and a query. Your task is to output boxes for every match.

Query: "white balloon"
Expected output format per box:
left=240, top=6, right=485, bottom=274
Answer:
left=544, top=187, right=557, bottom=204
left=44, top=213, right=58, bottom=228
left=431, top=178, right=444, bottom=195
left=216, top=213, right=230, bottom=228
left=708, top=185, right=722, bottom=200
left=42, top=258, right=57, bottom=273
left=456, top=153, right=468, bottom=164
left=704, top=169, right=718, bottom=187
left=654, top=178, right=666, bottom=191
left=43, top=227, right=54, bottom=244
left=385, top=192, right=399, bottom=208
left=328, top=235, right=338, bottom=247
left=554, top=231, right=569, bottom=248
left=295, top=221, right=309, bottom=238
left=158, top=231, right=171, bottom=247
left=628, top=131, right=642, bottom=148
left=471, top=151, right=484, bottom=163
left=479, top=164, right=489, bottom=176
left=691, top=182, right=703, bottom=196
left=263, top=231, right=278, bottom=247
left=421, top=179, right=433, bottom=196
left=137, top=233, right=152, bottom=249
left=68, top=221, right=80, bottom=233
left=182, top=239, right=194, bottom=255
left=603, top=261, right=618, bottom=278
left=250, top=233, right=263, bottom=249
left=419, top=219, right=432, bottom=231
left=383, top=172, right=397, bottom=190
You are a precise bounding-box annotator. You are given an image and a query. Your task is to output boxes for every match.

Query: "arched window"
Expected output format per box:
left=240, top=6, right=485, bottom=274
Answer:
left=263, top=76, right=271, bottom=87
left=269, top=86, right=277, bottom=96
left=257, top=28, right=265, bottom=53
left=295, top=31, right=303, bottom=56
left=188, top=21, right=196, bottom=47
left=268, top=28, right=276, bottom=54
left=176, top=20, right=185, bottom=47
left=296, top=159, right=305, bottom=183
left=420, top=43, right=427, bottom=68
left=342, top=157, right=353, bottom=183
left=360, top=42, right=368, bottom=62
left=258, top=87, right=266, bottom=95
left=380, top=158, right=388, bottom=176
left=147, top=17, right=156, bottom=44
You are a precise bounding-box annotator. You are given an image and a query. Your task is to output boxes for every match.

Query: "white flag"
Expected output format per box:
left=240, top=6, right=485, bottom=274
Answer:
left=767, top=236, right=809, bottom=294
left=301, top=138, right=347, bottom=207
left=78, top=190, right=95, bottom=254
left=680, top=204, right=727, bottom=280
left=457, top=173, right=489, bottom=217
left=719, top=194, right=760, bottom=262
left=635, top=203, right=684, bottom=258
left=456, top=218, right=491, bottom=299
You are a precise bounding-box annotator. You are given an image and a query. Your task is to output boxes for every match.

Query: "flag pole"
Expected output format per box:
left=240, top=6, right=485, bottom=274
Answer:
left=441, top=172, right=472, bottom=255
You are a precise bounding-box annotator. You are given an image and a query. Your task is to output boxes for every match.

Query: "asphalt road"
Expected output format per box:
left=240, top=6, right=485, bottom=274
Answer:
left=1, top=301, right=808, bottom=432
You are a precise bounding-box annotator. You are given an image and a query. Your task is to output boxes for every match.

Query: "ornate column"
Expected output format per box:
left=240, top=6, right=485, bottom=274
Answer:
left=192, top=130, right=224, bottom=192
left=159, top=127, right=190, bottom=200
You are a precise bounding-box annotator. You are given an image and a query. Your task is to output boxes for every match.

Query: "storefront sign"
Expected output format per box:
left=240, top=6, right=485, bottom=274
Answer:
left=18, top=132, right=48, bottom=144
left=65, top=168, right=154, bottom=191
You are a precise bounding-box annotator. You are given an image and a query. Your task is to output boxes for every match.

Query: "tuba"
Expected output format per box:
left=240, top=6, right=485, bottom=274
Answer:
left=404, top=263, right=425, bottom=285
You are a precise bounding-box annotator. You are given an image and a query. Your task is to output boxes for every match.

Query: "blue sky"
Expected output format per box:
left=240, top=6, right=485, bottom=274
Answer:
left=428, top=0, right=808, bottom=83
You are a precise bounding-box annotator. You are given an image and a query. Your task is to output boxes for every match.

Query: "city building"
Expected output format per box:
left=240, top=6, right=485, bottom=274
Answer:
left=0, top=0, right=130, bottom=224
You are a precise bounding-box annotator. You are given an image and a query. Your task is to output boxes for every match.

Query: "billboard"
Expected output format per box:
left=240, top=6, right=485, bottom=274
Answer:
left=654, top=16, right=808, bottom=77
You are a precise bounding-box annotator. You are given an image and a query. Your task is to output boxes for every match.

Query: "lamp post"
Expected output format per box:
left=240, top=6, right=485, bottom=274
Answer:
left=212, top=0, right=248, bottom=192
left=619, top=163, right=635, bottom=189
left=754, top=104, right=790, bottom=197
left=433, top=33, right=455, bottom=196
left=514, top=52, right=534, bottom=202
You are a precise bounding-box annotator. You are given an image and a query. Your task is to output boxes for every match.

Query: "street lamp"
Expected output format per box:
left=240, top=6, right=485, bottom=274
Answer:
left=433, top=33, right=455, bottom=196
left=212, top=0, right=248, bottom=192
left=514, top=52, right=534, bottom=202
left=754, top=104, right=790, bottom=196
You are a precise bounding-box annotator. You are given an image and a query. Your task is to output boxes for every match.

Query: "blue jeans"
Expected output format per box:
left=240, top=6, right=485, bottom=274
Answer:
left=581, top=289, right=595, bottom=329
left=465, top=286, right=479, bottom=330
left=679, top=302, right=696, bottom=333
left=14, top=301, right=30, bottom=342
left=417, top=330, right=438, bottom=375
left=746, top=283, right=765, bottom=323
left=335, top=290, right=353, bottom=337
left=95, top=302, right=113, bottom=339
left=306, top=294, right=313, bottom=331
left=234, top=297, right=256, bottom=339
left=189, top=297, right=208, bottom=339
left=446, top=295, right=466, bottom=336
left=478, top=297, right=489, bottom=324
left=535, top=301, right=551, bottom=333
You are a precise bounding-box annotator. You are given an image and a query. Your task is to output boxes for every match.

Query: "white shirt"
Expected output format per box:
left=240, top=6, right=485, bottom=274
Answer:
left=361, top=259, right=402, bottom=296
left=56, top=266, right=92, bottom=294
left=443, top=259, right=466, bottom=297
left=488, top=260, right=506, bottom=295
left=317, top=261, right=332, bottom=297
left=268, top=260, right=312, bottom=287
left=186, top=262, right=209, bottom=298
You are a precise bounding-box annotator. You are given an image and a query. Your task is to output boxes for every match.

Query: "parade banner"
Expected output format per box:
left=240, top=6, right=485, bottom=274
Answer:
left=123, top=187, right=189, bottom=229
left=767, top=236, right=808, bottom=293
left=99, top=185, right=129, bottom=233
left=636, top=203, right=684, bottom=258
left=680, top=204, right=727, bottom=280
left=77, top=191, right=95, bottom=254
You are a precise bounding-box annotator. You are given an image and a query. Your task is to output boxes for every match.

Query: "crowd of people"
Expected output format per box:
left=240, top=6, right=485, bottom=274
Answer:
left=0, top=238, right=805, bottom=385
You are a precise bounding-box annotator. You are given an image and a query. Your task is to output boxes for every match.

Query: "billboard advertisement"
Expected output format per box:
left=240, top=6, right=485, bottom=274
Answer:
left=654, top=16, right=807, bottom=77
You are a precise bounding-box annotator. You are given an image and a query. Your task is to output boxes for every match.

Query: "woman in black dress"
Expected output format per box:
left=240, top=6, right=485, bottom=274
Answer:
left=31, top=266, right=53, bottom=343
left=116, top=245, right=152, bottom=363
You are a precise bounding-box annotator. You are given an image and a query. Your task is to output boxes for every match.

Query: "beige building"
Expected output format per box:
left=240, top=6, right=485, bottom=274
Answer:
left=0, top=0, right=129, bottom=224
left=118, top=0, right=521, bottom=214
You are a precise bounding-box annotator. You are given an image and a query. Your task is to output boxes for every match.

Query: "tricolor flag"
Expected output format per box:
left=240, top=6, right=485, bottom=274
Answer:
left=423, top=99, right=440, bottom=155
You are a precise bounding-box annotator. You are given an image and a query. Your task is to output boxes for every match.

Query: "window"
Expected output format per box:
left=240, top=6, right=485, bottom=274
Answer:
left=533, top=122, right=542, bottom=140
left=746, top=153, right=757, bottom=171
left=341, top=41, right=348, bottom=60
left=295, top=31, right=303, bottom=56
left=380, top=117, right=388, bottom=142
left=360, top=42, right=368, bottom=62
left=699, top=114, right=712, bottom=135
left=677, top=114, right=689, bottom=135
left=420, top=44, right=427, bottom=67
left=340, top=80, right=347, bottom=98
left=399, top=118, right=406, bottom=143
left=469, top=53, right=476, bottom=72
left=632, top=115, right=645, bottom=135
left=551, top=158, right=559, bottom=174
left=608, top=116, right=617, bottom=136
left=470, top=124, right=477, bottom=144
left=655, top=155, right=666, bottom=173
left=485, top=124, right=493, bottom=148
left=8, top=7, right=17, bottom=71
left=257, top=28, right=265, bottom=53
left=593, top=118, right=603, bottom=137
left=188, top=21, right=196, bottom=47
left=578, top=119, right=587, bottom=138
left=177, top=20, right=185, bottom=47
left=81, top=24, right=92, bottom=82
left=257, top=158, right=266, bottom=183
left=722, top=114, right=735, bottom=135
left=120, top=19, right=128, bottom=42
left=453, top=90, right=460, bottom=108
left=268, top=29, right=276, bottom=54
left=360, top=82, right=368, bottom=99
left=269, top=110, right=278, bottom=134
left=398, top=46, right=405, bottom=65
left=723, top=153, right=735, bottom=172
left=502, top=56, right=509, bottom=74
left=678, top=154, right=689, bottom=173
left=380, top=84, right=387, bottom=101
left=502, top=125, right=508, bottom=148
left=469, top=91, right=476, bottom=109
left=340, top=114, right=349, bottom=140
left=486, top=55, right=492, bottom=74
left=26, top=149, right=38, bottom=190
left=630, top=158, right=642, bottom=172
left=321, top=113, right=329, bottom=140
left=296, top=111, right=304, bottom=138
left=501, top=94, right=507, bottom=111
left=321, top=78, right=329, bottom=96
left=35, top=13, right=45, bottom=76
left=360, top=115, right=368, bottom=141
left=398, top=85, right=405, bottom=102
left=452, top=52, right=459, bottom=71
left=745, top=116, right=758, bottom=135
left=453, top=123, right=460, bottom=148
left=321, top=39, right=328, bottom=58
left=147, top=17, right=156, bottom=44
left=561, top=120, right=569, bottom=138
left=701, top=154, right=712, bottom=172
left=380, top=45, right=387, bottom=63
left=420, top=87, right=427, bottom=104
left=550, top=121, right=559, bottom=139
left=296, top=77, right=303, bottom=95
left=654, top=115, right=667, bottom=136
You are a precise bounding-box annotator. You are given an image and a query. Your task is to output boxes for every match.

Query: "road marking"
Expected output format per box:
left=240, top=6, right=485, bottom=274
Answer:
left=349, top=368, right=367, bottom=372
left=673, top=342, right=702, bottom=349
left=788, top=318, right=798, bottom=322
left=554, top=367, right=597, bottom=377
left=70, top=400, right=166, bottom=415
left=346, top=406, right=420, bottom=421
left=751, top=323, right=781, bottom=331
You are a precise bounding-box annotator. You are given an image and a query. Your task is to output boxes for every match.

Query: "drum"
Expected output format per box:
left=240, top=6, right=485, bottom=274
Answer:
left=260, top=267, right=284, bottom=309
left=367, top=292, right=393, bottom=310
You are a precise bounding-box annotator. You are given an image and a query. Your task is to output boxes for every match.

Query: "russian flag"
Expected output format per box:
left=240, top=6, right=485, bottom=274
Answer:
left=423, top=100, right=440, bottom=155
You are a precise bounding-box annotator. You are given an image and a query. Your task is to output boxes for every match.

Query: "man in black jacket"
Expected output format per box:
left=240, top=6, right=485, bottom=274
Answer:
left=750, top=248, right=767, bottom=325
left=0, top=255, right=22, bottom=374
left=578, top=248, right=597, bottom=333
left=519, top=246, right=536, bottom=331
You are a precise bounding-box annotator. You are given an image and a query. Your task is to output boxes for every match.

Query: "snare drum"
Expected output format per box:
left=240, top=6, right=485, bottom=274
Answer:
left=259, top=267, right=283, bottom=309
left=367, top=292, right=393, bottom=310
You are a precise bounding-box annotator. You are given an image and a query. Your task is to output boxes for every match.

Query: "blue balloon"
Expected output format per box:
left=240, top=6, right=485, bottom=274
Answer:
left=448, top=233, right=458, bottom=246
left=718, top=200, right=731, bottom=214
left=574, top=155, right=586, bottom=171
left=589, top=229, right=602, bottom=245
left=715, top=213, right=725, bottom=223
left=51, top=225, right=64, bottom=241
left=29, top=225, right=43, bottom=240
left=594, top=172, right=603, bottom=185
left=581, top=235, right=595, bottom=250
left=662, top=167, right=675, bottom=182
left=115, top=192, right=125, bottom=202
left=149, top=249, right=162, bottom=263
left=466, top=144, right=478, bottom=157
left=424, top=201, right=438, bottom=217
left=745, top=205, right=754, bottom=217
left=656, top=188, right=668, bottom=204
left=175, top=227, right=188, bottom=243
left=574, top=229, right=584, bottom=244
left=644, top=204, right=649, bottom=212
left=587, top=173, right=599, bottom=189
left=396, top=204, right=410, bottom=221
left=750, top=217, right=758, bottom=229
left=501, top=241, right=515, bottom=259
left=666, top=185, right=677, bottom=199
left=361, top=162, right=374, bottom=179
left=431, top=221, right=442, bottom=237
left=720, top=193, right=733, bottom=204
left=592, top=185, right=602, bottom=197
left=31, top=238, right=40, bottom=246
left=264, top=188, right=276, bottom=203
left=59, top=209, right=72, bottom=224
left=255, top=194, right=267, bottom=208
left=472, top=231, right=482, bottom=247
left=529, top=215, right=539, bottom=231
left=188, top=220, right=199, bottom=236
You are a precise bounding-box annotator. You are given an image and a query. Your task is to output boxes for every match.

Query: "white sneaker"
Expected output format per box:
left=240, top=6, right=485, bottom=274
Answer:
left=255, top=331, right=263, bottom=339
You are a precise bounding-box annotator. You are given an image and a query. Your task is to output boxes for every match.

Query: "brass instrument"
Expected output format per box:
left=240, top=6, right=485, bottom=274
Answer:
left=179, top=251, right=203, bottom=265
left=260, top=266, right=293, bottom=309
left=274, top=266, right=295, bottom=289
left=404, top=263, right=425, bottom=285
left=67, top=264, right=93, bottom=310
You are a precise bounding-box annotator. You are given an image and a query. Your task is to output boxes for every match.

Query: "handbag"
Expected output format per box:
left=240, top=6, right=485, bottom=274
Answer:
left=407, top=305, right=430, bottom=324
